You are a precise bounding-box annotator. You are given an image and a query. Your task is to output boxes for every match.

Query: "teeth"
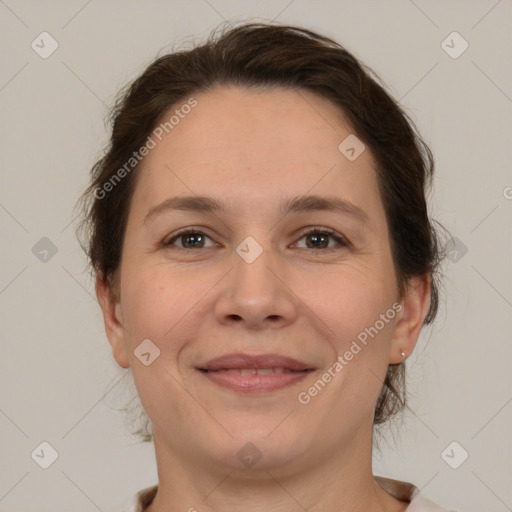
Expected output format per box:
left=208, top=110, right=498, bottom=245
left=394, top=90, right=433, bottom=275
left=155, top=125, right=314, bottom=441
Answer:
left=217, top=367, right=291, bottom=375
left=256, top=368, right=274, bottom=375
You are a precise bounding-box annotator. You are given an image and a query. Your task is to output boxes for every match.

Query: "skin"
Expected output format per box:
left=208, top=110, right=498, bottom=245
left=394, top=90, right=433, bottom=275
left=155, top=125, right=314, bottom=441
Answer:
left=97, top=86, right=430, bottom=512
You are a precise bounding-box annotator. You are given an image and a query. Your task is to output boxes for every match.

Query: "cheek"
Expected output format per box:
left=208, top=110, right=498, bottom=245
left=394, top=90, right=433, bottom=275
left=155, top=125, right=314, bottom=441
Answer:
left=119, top=260, right=225, bottom=366
left=300, top=264, right=396, bottom=351
left=120, top=265, right=194, bottom=348
left=120, top=268, right=204, bottom=411
left=308, top=271, right=397, bottom=419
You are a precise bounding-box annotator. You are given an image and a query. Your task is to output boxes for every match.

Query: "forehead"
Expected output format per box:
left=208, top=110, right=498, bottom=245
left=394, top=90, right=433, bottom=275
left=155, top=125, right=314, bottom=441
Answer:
left=130, top=86, right=382, bottom=222
left=150, top=86, right=353, bottom=160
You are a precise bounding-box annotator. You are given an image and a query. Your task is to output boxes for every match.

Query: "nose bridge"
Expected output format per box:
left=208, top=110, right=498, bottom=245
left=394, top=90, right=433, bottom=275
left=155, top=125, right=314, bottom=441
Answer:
left=214, top=232, right=298, bottom=328
left=234, top=235, right=275, bottom=294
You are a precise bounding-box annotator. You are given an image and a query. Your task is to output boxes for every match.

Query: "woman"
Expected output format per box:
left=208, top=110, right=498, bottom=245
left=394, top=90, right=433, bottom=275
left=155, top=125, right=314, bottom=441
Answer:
left=77, top=22, right=454, bottom=512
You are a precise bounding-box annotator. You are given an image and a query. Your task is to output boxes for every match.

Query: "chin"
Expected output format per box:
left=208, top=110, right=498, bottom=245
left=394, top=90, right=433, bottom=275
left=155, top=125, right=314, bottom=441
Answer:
left=219, top=422, right=311, bottom=472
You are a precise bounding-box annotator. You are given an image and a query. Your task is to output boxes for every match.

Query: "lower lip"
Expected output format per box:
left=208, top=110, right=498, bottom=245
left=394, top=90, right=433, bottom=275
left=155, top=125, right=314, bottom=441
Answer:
left=199, top=369, right=312, bottom=393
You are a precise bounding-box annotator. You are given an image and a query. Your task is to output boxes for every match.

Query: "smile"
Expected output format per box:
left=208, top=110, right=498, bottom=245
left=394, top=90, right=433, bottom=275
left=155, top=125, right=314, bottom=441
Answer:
left=206, top=367, right=301, bottom=375
left=199, top=367, right=314, bottom=393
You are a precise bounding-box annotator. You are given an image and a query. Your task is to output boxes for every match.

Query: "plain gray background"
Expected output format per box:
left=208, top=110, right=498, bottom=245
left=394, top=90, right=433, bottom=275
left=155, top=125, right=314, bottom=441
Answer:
left=1, top=1, right=511, bottom=511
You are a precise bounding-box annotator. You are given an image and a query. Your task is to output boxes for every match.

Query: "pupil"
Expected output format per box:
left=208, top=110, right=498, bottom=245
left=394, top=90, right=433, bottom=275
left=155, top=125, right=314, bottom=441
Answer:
left=180, top=233, right=329, bottom=249
left=309, top=233, right=327, bottom=249
left=184, top=233, right=203, bottom=248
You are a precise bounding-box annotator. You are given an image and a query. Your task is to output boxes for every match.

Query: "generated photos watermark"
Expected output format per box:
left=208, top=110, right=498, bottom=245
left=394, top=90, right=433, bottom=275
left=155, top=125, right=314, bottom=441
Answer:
left=297, top=301, right=403, bottom=404
left=94, top=97, right=198, bottom=200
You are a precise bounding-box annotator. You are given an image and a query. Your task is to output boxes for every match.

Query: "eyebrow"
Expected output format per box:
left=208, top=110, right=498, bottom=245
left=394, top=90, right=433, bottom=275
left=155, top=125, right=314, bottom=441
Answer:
left=143, top=194, right=370, bottom=226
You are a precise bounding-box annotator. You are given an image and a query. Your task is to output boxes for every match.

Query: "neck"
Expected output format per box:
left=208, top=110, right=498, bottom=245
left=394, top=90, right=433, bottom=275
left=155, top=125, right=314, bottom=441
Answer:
left=145, top=424, right=406, bottom=512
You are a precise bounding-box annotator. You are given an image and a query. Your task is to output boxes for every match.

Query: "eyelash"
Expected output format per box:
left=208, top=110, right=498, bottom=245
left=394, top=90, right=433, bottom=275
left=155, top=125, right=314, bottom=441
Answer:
left=162, top=226, right=350, bottom=253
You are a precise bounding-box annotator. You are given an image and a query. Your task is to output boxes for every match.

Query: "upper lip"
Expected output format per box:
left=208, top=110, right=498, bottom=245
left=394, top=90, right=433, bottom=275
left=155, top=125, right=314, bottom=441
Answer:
left=199, top=353, right=314, bottom=371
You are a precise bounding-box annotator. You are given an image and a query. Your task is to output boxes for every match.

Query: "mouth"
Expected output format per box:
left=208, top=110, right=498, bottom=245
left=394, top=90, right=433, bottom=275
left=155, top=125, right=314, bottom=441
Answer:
left=202, top=367, right=307, bottom=375
left=197, top=353, right=315, bottom=393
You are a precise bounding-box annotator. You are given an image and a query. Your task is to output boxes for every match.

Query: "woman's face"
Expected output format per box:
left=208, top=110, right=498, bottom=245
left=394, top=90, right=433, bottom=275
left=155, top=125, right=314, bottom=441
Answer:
left=100, top=86, right=427, bottom=473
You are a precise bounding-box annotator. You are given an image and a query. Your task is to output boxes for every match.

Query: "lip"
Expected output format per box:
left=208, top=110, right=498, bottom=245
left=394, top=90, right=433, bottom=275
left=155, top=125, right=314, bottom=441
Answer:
left=200, top=352, right=314, bottom=372
left=197, top=353, right=315, bottom=394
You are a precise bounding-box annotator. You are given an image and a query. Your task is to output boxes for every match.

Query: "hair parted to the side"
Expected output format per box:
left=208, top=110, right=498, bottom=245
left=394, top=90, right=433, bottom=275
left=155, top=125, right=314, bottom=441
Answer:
left=76, top=20, right=447, bottom=442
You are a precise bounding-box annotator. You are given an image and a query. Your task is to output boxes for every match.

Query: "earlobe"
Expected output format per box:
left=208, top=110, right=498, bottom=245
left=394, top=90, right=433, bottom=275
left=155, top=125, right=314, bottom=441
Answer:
left=389, top=274, right=431, bottom=364
left=95, top=276, right=131, bottom=369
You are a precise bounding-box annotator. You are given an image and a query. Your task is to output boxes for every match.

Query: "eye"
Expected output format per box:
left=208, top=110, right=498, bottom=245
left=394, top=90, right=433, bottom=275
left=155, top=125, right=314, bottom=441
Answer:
left=162, top=226, right=350, bottom=252
left=162, top=228, right=217, bottom=250
left=293, top=227, right=349, bottom=252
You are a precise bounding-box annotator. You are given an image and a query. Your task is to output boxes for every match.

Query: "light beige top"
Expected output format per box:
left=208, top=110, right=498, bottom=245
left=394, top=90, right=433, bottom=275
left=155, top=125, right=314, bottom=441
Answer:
left=121, top=476, right=459, bottom=511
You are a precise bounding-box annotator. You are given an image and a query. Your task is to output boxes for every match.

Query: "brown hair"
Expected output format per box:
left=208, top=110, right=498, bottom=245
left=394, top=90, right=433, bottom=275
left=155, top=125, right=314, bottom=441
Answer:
left=77, top=21, right=445, bottom=437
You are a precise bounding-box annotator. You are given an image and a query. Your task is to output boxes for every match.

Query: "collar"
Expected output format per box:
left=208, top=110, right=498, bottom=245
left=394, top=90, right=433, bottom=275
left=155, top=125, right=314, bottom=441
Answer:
left=375, top=475, right=419, bottom=501
left=127, top=476, right=420, bottom=511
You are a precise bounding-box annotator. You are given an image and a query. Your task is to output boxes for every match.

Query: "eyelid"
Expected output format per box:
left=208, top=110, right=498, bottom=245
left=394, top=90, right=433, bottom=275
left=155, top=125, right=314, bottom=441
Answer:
left=162, top=226, right=218, bottom=249
left=293, top=226, right=350, bottom=250
left=162, top=225, right=351, bottom=250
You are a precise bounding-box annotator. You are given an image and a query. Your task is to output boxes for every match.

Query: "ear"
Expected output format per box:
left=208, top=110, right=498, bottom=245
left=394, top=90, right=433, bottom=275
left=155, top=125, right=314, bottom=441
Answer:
left=389, top=274, right=431, bottom=364
left=95, top=275, right=130, bottom=368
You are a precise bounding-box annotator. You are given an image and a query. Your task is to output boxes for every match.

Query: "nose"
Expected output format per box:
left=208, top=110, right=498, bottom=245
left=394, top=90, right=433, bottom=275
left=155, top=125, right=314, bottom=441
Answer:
left=214, top=239, right=299, bottom=330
